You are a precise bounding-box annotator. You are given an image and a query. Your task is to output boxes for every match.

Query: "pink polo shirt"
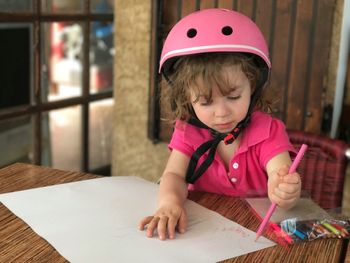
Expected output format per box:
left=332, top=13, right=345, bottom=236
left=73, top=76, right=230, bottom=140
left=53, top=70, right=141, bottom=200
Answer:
left=168, top=111, right=296, bottom=197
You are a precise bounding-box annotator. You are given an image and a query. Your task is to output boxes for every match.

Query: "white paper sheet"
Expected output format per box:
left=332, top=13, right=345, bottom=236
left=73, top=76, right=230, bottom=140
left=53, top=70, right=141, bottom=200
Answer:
left=0, top=176, right=274, bottom=263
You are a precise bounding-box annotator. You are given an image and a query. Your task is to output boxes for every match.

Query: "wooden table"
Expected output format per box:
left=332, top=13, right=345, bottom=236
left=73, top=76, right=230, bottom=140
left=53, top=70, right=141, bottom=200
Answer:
left=0, top=163, right=349, bottom=263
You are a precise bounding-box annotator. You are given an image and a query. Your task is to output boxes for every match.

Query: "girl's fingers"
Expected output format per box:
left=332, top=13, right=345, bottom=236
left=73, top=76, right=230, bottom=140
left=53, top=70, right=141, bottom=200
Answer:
left=177, top=209, right=187, bottom=234
left=139, top=208, right=187, bottom=240
left=274, top=188, right=294, bottom=200
left=157, top=216, right=169, bottom=240
left=282, top=173, right=300, bottom=184
left=139, top=214, right=182, bottom=240
left=167, top=216, right=178, bottom=239
left=268, top=171, right=282, bottom=191
left=138, top=216, right=154, bottom=230
left=278, top=183, right=300, bottom=194
left=271, top=194, right=296, bottom=207
left=277, top=165, right=289, bottom=176
left=146, top=216, right=160, bottom=238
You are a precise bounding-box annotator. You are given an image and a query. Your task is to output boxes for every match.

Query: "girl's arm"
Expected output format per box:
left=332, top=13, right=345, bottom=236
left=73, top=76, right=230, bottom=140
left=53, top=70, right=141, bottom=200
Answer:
left=138, top=149, right=189, bottom=240
left=266, top=151, right=301, bottom=210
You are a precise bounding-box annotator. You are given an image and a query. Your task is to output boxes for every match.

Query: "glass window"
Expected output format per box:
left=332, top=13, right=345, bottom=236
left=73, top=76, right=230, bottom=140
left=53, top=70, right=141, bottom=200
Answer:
left=41, top=22, right=83, bottom=102
left=43, top=106, right=82, bottom=172
left=89, top=99, right=113, bottom=171
left=91, top=0, right=114, bottom=14
left=0, top=23, right=33, bottom=109
left=0, top=0, right=32, bottom=12
left=0, top=116, right=33, bottom=167
left=41, top=0, right=83, bottom=13
left=90, top=21, right=114, bottom=93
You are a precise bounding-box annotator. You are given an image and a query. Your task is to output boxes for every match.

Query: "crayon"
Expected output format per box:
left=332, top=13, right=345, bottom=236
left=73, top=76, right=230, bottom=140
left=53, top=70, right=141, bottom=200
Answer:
left=316, top=223, right=335, bottom=238
left=309, top=223, right=322, bottom=235
left=293, top=228, right=306, bottom=240
left=321, top=221, right=342, bottom=238
left=312, top=224, right=329, bottom=238
left=297, top=221, right=317, bottom=239
left=331, top=222, right=349, bottom=237
left=284, top=222, right=306, bottom=241
left=283, top=220, right=307, bottom=241
left=270, top=223, right=294, bottom=244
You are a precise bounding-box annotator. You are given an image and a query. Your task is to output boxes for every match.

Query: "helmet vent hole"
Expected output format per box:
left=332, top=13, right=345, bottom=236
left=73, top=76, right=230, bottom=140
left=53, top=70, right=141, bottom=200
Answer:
left=222, top=26, right=233, bottom=36
left=187, top=28, right=197, bottom=38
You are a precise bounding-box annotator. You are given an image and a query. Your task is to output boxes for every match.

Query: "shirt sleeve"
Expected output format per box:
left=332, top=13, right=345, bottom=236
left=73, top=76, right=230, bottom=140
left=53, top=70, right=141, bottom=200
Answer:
left=259, top=119, right=297, bottom=168
left=168, top=120, right=194, bottom=158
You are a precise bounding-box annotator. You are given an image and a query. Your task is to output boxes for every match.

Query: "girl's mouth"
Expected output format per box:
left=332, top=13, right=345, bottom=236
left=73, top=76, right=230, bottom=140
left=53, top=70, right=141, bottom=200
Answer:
left=215, top=122, right=234, bottom=130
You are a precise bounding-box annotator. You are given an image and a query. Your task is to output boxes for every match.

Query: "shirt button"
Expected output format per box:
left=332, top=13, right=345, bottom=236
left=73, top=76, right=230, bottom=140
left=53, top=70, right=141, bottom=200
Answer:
left=232, top=162, right=239, bottom=169
left=230, top=177, right=237, bottom=183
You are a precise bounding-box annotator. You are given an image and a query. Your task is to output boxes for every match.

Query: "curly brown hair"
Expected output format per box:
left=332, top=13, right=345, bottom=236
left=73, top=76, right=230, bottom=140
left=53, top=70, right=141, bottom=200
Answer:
left=160, top=53, right=271, bottom=123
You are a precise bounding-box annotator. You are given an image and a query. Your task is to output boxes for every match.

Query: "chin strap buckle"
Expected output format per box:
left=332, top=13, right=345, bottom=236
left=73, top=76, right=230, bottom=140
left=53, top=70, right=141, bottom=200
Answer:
left=224, top=134, right=235, bottom=145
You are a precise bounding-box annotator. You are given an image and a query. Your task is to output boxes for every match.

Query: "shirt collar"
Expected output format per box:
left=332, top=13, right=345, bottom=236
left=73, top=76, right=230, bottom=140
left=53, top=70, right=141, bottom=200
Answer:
left=237, top=111, right=272, bottom=153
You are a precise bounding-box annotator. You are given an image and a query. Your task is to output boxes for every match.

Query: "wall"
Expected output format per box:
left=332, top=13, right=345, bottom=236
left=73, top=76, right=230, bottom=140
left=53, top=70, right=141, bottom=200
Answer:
left=112, top=0, right=169, bottom=181
left=326, top=0, right=344, bottom=105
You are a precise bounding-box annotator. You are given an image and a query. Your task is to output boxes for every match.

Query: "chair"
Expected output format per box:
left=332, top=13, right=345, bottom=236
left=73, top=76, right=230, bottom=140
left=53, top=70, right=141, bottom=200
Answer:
left=287, top=130, right=350, bottom=210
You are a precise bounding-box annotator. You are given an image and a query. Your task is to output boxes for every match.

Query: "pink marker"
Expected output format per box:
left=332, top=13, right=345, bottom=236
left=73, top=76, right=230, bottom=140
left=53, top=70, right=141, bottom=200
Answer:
left=255, top=144, right=308, bottom=241
left=269, top=222, right=294, bottom=245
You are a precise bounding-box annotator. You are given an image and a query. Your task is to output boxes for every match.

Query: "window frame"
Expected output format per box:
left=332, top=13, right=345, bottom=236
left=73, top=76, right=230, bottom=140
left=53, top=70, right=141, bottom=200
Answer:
left=0, top=0, right=114, bottom=174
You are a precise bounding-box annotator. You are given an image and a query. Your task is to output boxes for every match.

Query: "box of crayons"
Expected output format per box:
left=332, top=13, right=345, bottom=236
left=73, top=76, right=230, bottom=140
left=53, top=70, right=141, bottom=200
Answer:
left=278, top=218, right=350, bottom=243
left=245, top=197, right=350, bottom=244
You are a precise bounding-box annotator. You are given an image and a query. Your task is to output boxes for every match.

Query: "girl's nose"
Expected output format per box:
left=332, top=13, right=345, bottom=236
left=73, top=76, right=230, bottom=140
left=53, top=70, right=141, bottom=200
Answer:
left=214, top=101, right=231, bottom=117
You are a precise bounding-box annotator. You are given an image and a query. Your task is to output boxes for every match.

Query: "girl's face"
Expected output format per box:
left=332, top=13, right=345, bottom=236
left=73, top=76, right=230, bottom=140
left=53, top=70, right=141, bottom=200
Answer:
left=190, top=65, right=251, bottom=133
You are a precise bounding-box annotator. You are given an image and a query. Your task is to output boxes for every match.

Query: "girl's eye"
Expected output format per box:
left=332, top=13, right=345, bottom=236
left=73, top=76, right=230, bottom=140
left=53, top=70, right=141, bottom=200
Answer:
left=227, top=95, right=241, bottom=100
left=199, top=99, right=213, bottom=106
left=200, top=100, right=212, bottom=106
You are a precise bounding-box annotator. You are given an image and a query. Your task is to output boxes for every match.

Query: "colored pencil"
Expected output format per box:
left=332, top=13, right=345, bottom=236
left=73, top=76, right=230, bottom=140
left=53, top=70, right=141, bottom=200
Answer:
left=331, top=222, right=349, bottom=237
left=292, top=228, right=306, bottom=240
left=321, top=221, right=342, bottom=238
left=297, top=221, right=317, bottom=239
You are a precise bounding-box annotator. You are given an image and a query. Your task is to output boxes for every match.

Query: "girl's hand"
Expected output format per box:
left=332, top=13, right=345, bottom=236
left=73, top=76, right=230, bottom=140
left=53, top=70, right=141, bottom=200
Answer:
left=268, top=165, right=301, bottom=209
left=138, top=203, right=187, bottom=240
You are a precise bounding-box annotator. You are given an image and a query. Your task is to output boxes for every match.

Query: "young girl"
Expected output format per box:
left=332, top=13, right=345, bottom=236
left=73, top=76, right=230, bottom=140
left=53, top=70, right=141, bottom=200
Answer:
left=139, top=8, right=301, bottom=240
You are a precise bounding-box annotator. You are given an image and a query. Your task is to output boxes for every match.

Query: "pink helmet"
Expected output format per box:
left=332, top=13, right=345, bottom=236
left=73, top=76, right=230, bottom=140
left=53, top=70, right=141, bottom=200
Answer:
left=159, top=8, right=271, bottom=74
